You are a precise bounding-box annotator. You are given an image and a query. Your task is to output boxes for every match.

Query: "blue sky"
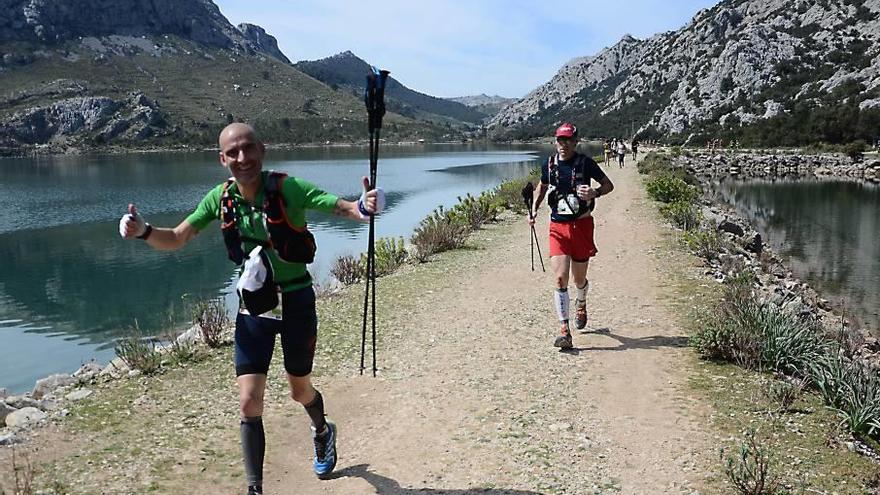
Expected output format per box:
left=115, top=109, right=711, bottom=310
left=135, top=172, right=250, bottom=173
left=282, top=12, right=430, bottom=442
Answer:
left=214, top=0, right=718, bottom=98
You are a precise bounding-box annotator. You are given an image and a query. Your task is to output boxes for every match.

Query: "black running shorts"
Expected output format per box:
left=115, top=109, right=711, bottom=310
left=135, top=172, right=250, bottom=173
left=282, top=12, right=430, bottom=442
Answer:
left=233, top=286, right=318, bottom=377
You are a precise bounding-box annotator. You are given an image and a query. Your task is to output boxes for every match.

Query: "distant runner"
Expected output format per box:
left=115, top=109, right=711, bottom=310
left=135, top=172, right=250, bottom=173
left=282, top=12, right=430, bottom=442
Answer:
left=119, top=123, right=385, bottom=494
left=603, top=138, right=613, bottom=165
left=617, top=139, right=627, bottom=168
left=528, top=123, right=614, bottom=348
left=631, top=137, right=639, bottom=161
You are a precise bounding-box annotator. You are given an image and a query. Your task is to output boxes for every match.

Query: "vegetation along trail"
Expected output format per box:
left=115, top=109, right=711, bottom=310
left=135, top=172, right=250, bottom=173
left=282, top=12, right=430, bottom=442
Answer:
left=1, top=155, right=713, bottom=494
left=268, top=156, right=711, bottom=494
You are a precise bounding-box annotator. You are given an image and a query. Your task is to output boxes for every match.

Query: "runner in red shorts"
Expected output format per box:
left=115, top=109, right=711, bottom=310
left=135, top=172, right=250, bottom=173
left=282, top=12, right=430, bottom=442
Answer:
left=528, top=123, right=614, bottom=349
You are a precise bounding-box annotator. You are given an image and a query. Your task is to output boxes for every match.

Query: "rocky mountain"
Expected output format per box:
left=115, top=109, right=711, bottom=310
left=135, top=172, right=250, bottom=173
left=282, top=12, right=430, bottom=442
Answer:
left=0, top=0, right=286, bottom=60
left=490, top=0, right=880, bottom=146
left=0, top=0, right=451, bottom=154
left=447, top=94, right=517, bottom=117
left=295, top=51, right=488, bottom=125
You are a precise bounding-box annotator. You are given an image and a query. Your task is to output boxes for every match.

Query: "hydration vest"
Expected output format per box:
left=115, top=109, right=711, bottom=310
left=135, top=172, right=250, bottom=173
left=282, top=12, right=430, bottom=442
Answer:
left=220, top=171, right=317, bottom=266
left=547, top=154, right=595, bottom=216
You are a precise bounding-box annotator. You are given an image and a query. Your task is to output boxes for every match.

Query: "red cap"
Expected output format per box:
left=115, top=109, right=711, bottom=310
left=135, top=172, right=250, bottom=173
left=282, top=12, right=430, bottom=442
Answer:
left=555, top=122, right=577, bottom=138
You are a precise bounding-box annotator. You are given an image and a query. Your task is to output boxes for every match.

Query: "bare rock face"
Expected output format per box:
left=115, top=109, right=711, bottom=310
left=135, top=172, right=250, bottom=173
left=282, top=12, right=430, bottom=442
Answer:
left=0, top=92, right=168, bottom=148
left=237, top=23, right=289, bottom=63
left=0, top=0, right=288, bottom=62
left=490, top=0, right=880, bottom=137
left=32, top=373, right=76, bottom=399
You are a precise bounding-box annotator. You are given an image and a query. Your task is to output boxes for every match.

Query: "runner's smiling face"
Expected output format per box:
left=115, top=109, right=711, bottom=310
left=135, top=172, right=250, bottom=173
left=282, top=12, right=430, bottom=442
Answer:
left=556, top=136, right=578, bottom=161
left=219, top=124, right=265, bottom=188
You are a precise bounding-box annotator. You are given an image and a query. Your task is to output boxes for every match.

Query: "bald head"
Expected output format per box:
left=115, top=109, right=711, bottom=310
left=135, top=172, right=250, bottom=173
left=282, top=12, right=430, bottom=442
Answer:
left=218, top=123, right=265, bottom=188
left=219, top=122, right=258, bottom=149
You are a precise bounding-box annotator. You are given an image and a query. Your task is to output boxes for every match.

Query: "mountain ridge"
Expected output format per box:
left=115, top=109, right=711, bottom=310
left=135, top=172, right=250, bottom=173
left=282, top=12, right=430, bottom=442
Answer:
left=0, top=1, right=457, bottom=154
left=490, top=0, right=880, bottom=145
left=295, top=51, right=488, bottom=126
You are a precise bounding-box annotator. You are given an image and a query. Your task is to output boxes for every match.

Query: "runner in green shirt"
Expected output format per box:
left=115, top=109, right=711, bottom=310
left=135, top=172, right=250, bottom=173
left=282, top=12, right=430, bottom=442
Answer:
left=119, top=123, right=385, bottom=494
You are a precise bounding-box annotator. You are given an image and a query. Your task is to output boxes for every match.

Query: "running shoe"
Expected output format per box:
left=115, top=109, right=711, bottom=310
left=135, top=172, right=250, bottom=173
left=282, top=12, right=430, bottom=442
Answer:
left=312, top=420, right=338, bottom=479
left=575, top=299, right=588, bottom=330
left=554, top=324, right=573, bottom=349
left=246, top=485, right=262, bottom=495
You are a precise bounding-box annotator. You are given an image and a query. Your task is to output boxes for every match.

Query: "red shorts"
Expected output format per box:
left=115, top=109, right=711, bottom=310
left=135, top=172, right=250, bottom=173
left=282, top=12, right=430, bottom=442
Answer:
left=549, top=216, right=597, bottom=262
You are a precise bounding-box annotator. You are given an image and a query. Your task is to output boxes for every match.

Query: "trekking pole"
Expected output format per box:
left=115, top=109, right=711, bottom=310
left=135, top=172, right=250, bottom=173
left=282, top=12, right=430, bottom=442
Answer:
left=531, top=223, right=545, bottom=272
left=521, top=182, right=535, bottom=271
left=520, top=182, right=545, bottom=272
left=361, top=66, right=389, bottom=377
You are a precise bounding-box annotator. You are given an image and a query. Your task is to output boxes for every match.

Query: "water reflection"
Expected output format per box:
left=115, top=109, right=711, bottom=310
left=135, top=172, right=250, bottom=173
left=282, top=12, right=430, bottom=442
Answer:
left=714, top=178, right=880, bottom=333
left=0, top=145, right=549, bottom=391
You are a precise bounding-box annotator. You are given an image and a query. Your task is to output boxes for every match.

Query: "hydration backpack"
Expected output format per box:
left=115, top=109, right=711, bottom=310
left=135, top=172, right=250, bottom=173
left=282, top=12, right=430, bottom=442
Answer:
left=220, top=171, right=317, bottom=266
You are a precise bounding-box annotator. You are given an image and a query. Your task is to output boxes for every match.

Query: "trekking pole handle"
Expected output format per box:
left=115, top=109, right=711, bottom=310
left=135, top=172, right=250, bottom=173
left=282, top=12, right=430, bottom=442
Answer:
left=365, top=66, right=390, bottom=133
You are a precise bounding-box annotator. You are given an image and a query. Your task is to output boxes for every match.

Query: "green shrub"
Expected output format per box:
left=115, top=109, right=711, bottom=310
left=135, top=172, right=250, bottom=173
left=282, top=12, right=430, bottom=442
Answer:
left=844, top=139, right=867, bottom=162
left=164, top=336, right=205, bottom=366
left=115, top=324, right=162, bottom=374
left=411, top=206, right=470, bottom=262
left=721, top=431, right=782, bottom=495
left=683, top=228, right=724, bottom=259
left=492, top=172, right=541, bottom=214
left=812, top=355, right=880, bottom=439
left=646, top=175, right=698, bottom=204
left=331, top=254, right=363, bottom=285
left=759, top=308, right=827, bottom=377
left=763, top=378, right=805, bottom=413
left=361, top=237, right=408, bottom=277
left=660, top=199, right=701, bottom=230
left=691, top=291, right=765, bottom=368
left=192, top=298, right=228, bottom=348
left=451, top=192, right=498, bottom=230
left=637, top=151, right=674, bottom=175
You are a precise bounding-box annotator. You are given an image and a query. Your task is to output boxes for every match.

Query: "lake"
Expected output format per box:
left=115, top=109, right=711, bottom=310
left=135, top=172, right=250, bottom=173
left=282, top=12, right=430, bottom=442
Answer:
left=713, top=177, right=880, bottom=336
left=0, top=143, right=572, bottom=393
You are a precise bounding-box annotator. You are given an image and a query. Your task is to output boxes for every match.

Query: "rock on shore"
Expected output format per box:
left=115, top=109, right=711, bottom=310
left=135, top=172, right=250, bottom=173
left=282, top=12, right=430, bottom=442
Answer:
left=0, top=92, right=169, bottom=149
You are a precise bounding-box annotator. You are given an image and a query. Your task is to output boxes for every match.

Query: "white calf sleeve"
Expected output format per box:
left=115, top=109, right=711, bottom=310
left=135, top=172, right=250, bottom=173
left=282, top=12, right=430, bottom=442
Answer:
left=554, top=288, right=570, bottom=322
left=576, top=280, right=589, bottom=302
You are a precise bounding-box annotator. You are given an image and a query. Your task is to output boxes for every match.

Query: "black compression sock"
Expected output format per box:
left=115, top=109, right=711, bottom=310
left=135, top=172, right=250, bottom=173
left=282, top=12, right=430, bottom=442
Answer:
left=240, top=416, right=265, bottom=488
left=303, top=390, right=327, bottom=433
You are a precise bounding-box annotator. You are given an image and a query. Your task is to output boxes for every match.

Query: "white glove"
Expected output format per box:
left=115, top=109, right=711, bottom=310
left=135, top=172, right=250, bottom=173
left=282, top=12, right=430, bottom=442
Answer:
left=358, top=183, right=386, bottom=219
left=118, top=203, right=147, bottom=238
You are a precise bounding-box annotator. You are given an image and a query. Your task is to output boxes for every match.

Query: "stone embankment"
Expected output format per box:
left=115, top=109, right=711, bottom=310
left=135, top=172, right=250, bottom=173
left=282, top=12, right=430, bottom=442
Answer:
left=670, top=150, right=880, bottom=370
left=0, top=326, right=203, bottom=447
left=678, top=150, right=880, bottom=181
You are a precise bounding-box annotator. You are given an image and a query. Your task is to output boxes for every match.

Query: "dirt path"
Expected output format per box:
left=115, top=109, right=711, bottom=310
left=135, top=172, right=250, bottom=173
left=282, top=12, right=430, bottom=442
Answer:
left=265, top=157, right=711, bottom=494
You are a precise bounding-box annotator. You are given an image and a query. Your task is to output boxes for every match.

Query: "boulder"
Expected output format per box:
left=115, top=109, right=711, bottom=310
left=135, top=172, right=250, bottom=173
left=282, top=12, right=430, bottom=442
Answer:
left=742, top=231, right=762, bottom=254
left=0, top=430, right=18, bottom=445
left=717, top=218, right=745, bottom=237
left=39, top=396, right=60, bottom=411
left=175, top=324, right=202, bottom=345
left=5, top=407, right=47, bottom=429
left=33, top=373, right=76, bottom=399
left=5, top=395, right=39, bottom=409
left=73, top=362, right=103, bottom=382
left=65, top=389, right=93, bottom=402
left=100, top=357, right=131, bottom=378
left=0, top=402, right=17, bottom=422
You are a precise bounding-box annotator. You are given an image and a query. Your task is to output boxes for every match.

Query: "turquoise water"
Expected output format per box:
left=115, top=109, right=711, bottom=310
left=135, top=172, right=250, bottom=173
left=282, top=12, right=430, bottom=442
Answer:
left=714, top=177, right=880, bottom=336
left=0, top=143, right=569, bottom=393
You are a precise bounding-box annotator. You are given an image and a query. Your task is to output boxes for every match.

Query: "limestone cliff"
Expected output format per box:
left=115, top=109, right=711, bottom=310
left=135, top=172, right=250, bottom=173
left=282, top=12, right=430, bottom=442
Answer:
left=490, top=0, right=880, bottom=141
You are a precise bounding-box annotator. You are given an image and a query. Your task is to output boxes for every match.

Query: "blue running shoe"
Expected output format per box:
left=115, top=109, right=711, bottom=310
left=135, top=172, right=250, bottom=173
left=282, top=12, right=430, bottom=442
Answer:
left=312, top=420, right=337, bottom=478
